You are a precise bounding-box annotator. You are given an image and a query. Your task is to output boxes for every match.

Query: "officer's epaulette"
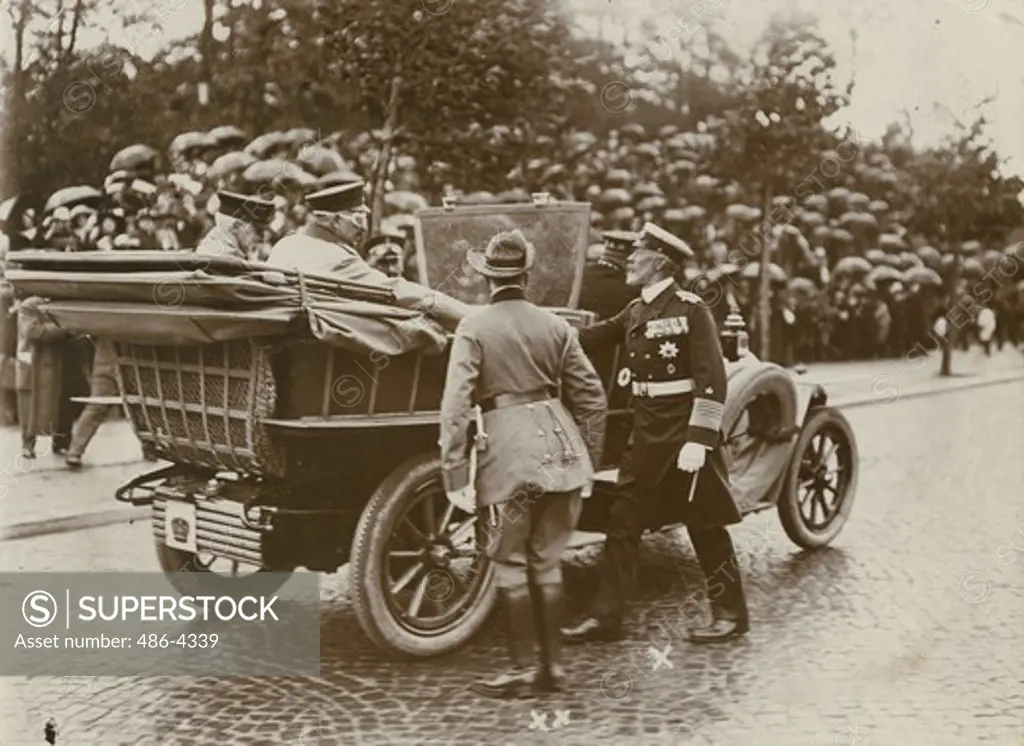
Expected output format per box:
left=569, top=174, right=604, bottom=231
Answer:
left=675, top=290, right=703, bottom=304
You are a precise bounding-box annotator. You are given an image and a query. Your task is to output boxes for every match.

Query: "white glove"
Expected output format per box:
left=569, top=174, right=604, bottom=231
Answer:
left=580, top=480, right=593, bottom=499
left=446, top=487, right=477, bottom=514
left=676, top=442, right=707, bottom=473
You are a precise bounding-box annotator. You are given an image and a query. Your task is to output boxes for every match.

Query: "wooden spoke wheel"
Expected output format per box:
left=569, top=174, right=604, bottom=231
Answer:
left=778, top=406, right=859, bottom=549
left=350, top=453, right=497, bottom=657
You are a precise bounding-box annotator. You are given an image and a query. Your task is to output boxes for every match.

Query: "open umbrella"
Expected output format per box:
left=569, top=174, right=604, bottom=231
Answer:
left=605, top=168, right=632, bottom=187
left=110, top=144, right=158, bottom=172
left=865, top=249, right=887, bottom=264
left=384, top=190, right=429, bottom=213
left=788, top=277, right=819, bottom=299
left=241, top=159, right=313, bottom=186
left=799, top=210, right=826, bottom=228
left=44, top=185, right=102, bottom=213
left=296, top=146, right=348, bottom=175
left=170, top=131, right=213, bottom=155
left=633, top=182, right=663, bottom=199
left=280, top=127, right=317, bottom=146
left=868, top=199, right=889, bottom=213
left=849, top=192, right=870, bottom=208
left=636, top=195, right=667, bottom=211
left=207, top=151, right=257, bottom=179
left=740, top=261, right=786, bottom=282
left=916, top=245, right=941, bottom=266
left=830, top=228, right=854, bottom=243
left=838, top=211, right=862, bottom=226
left=834, top=256, right=872, bottom=276
left=803, top=194, right=828, bottom=212
left=245, top=132, right=286, bottom=157
left=599, top=188, right=632, bottom=207
left=865, top=265, right=902, bottom=286
left=901, top=266, right=942, bottom=286
left=878, top=233, right=906, bottom=251
left=898, top=252, right=922, bottom=269
left=208, top=125, right=247, bottom=146
left=962, top=257, right=984, bottom=278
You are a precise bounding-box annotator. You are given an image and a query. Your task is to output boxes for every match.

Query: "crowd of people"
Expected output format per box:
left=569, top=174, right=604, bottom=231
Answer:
left=1, top=122, right=1023, bottom=368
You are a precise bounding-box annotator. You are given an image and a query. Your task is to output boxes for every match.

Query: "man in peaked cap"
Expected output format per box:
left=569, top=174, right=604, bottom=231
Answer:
left=362, top=229, right=406, bottom=279
left=579, top=230, right=641, bottom=320
left=267, top=181, right=468, bottom=329
left=563, top=222, right=749, bottom=645
left=195, top=190, right=275, bottom=259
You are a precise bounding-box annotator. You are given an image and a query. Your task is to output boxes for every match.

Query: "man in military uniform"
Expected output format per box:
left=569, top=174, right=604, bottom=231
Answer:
left=362, top=230, right=406, bottom=278
left=579, top=230, right=641, bottom=320
left=195, top=191, right=275, bottom=259
left=440, top=230, right=607, bottom=698
left=563, top=222, right=749, bottom=645
left=267, top=181, right=467, bottom=329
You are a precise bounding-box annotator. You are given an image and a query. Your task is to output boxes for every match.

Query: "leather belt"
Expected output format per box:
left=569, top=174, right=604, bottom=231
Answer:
left=479, top=387, right=558, bottom=412
left=631, top=379, right=694, bottom=397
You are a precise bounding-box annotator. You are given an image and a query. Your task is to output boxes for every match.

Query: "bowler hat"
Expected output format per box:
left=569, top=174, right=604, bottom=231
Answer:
left=217, top=190, right=275, bottom=224
left=467, top=229, right=535, bottom=278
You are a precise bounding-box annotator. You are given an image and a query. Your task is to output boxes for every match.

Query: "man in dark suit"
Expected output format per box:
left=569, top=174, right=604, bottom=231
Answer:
left=580, top=230, right=641, bottom=320
left=563, top=222, right=750, bottom=645
left=440, top=230, right=608, bottom=698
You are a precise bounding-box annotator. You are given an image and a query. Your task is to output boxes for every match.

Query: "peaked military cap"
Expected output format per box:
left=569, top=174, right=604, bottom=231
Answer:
left=639, top=222, right=694, bottom=263
left=217, top=190, right=275, bottom=224
left=602, top=230, right=640, bottom=247
left=306, top=181, right=367, bottom=214
left=363, top=229, right=405, bottom=253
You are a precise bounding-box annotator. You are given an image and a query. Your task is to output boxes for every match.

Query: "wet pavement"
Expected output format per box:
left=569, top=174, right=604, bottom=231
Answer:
left=1, top=381, right=1023, bottom=744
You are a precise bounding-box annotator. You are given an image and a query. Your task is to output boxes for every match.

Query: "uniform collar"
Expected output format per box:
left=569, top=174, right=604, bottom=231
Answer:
left=641, top=277, right=674, bottom=304
left=491, top=285, right=525, bottom=303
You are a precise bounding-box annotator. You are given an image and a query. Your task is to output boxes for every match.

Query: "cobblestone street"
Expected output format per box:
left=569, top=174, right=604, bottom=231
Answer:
left=1, top=381, right=1023, bottom=745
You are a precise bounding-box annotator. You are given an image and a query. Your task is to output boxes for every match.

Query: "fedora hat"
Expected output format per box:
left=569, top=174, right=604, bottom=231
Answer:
left=467, top=229, right=535, bottom=278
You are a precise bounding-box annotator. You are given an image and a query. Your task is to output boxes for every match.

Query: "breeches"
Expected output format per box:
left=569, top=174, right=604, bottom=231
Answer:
left=486, top=489, right=582, bottom=589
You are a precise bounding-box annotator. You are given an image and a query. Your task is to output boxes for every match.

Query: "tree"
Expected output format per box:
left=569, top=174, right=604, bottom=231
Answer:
left=317, top=0, right=594, bottom=231
left=707, top=12, right=850, bottom=359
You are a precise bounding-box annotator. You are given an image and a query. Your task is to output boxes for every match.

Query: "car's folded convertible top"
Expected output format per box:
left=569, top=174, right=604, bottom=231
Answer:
left=4, top=250, right=450, bottom=357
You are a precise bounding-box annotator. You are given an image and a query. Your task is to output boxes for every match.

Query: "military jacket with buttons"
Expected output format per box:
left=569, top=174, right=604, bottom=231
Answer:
left=578, top=279, right=726, bottom=448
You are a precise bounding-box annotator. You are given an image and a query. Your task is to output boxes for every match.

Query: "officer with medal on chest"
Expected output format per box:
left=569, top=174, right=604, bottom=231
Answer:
left=563, top=222, right=749, bottom=645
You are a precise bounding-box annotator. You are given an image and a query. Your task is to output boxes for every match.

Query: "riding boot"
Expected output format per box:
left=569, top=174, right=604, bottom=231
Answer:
left=472, top=586, right=536, bottom=699
left=530, top=582, right=565, bottom=693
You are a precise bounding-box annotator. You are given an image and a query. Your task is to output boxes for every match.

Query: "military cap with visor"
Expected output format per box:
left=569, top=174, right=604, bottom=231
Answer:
left=305, top=181, right=368, bottom=214
left=636, top=222, right=694, bottom=264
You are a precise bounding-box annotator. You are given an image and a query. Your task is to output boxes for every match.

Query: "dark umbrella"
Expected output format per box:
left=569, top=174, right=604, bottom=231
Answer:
left=901, top=266, right=942, bottom=286
left=110, top=144, right=159, bottom=172
left=207, top=151, right=257, bottom=179
left=44, top=185, right=103, bottom=213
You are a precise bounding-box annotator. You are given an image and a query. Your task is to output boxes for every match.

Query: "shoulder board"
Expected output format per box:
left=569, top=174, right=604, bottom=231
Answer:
left=675, top=290, right=703, bottom=304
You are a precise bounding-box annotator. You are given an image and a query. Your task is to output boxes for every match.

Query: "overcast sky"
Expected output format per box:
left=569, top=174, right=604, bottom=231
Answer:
left=7, top=0, right=1023, bottom=176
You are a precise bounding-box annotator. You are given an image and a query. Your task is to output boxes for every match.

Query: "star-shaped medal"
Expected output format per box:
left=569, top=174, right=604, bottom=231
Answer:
left=658, top=341, right=679, bottom=359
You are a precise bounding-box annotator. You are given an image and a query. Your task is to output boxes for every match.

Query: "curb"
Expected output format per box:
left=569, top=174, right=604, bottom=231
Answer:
left=2, top=368, right=1022, bottom=543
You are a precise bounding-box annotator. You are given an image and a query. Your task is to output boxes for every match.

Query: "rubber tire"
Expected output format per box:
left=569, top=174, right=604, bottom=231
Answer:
left=777, top=406, right=859, bottom=550
left=349, top=452, right=497, bottom=658
left=154, top=540, right=292, bottom=596
left=722, top=362, right=800, bottom=446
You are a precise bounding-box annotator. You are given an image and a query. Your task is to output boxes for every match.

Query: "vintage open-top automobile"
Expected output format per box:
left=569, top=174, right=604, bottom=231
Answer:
left=6, top=200, right=858, bottom=658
